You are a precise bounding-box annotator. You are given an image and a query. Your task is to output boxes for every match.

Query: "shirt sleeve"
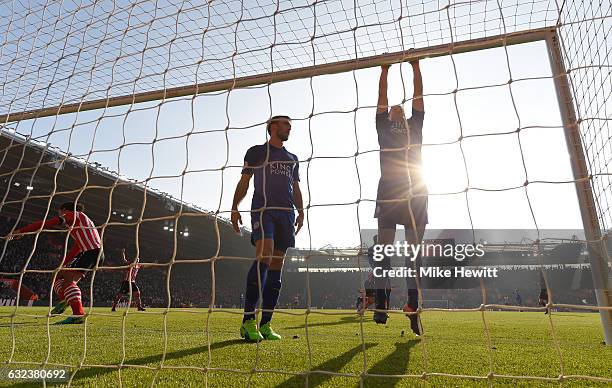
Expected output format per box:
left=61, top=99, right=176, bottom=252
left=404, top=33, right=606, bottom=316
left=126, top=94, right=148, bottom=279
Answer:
left=241, top=146, right=259, bottom=175
left=61, top=212, right=75, bottom=225
left=407, top=108, right=427, bottom=193
left=408, top=108, right=424, bottom=132
left=375, top=111, right=388, bottom=132
left=292, top=156, right=300, bottom=182
left=17, top=216, right=64, bottom=233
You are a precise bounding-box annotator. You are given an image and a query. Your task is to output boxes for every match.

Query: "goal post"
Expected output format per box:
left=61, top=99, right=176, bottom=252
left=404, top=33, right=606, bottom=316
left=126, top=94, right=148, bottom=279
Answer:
left=546, top=32, right=612, bottom=345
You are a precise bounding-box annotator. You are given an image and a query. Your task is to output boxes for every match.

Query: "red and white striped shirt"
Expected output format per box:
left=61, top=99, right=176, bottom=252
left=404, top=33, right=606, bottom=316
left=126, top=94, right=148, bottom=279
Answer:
left=18, top=211, right=101, bottom=264
left=124, top=261, right=141, bottom=282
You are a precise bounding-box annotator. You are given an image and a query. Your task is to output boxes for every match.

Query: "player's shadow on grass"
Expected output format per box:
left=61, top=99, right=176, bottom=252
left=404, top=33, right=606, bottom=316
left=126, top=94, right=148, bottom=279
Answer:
left=275, top=343, right=375, bottom=388
left=68, top=338, right=244, bottom=383
left=284, top=315, right=372, bottom=330
left=364, top=340, right=420, bottom=387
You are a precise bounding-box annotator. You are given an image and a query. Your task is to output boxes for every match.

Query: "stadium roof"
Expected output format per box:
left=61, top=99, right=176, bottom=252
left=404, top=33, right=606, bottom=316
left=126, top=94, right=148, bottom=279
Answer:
left=0, top=129, right=252, bottom=263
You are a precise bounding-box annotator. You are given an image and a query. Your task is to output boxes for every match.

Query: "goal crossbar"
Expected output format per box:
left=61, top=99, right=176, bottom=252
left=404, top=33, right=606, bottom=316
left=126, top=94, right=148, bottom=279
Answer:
left=0, top=26, right=555, bottom=124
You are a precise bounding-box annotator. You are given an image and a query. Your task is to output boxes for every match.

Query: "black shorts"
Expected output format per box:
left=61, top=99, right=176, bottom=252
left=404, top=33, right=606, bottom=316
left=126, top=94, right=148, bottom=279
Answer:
left=375, top=177, right=428, bottom=228
left=119, top=280, right=139, bottom=294
left=66, top=248, right=104, bottom=274
left=375, top=196, right=428, bottom=229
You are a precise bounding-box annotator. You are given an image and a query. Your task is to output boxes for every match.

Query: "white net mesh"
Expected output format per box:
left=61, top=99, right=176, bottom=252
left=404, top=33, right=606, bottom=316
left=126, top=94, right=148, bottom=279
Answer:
left=0, top=0, right=558, bottom=119
left=0, top=0, right=611, bottom=386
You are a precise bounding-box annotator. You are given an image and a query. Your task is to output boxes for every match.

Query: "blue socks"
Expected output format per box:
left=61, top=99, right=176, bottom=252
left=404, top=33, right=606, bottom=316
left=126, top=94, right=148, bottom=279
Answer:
left=242, top=260, right=284, bottom=325
left=242, top=261, right=269, bottom=323
left=406, top=288, right=418, bottom=310
left=260, top=270, right=282, bottom=326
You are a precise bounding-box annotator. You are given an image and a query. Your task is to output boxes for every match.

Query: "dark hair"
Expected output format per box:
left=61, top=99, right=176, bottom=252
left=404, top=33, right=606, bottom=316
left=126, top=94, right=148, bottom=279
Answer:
left=266, top=115, right=291, bottom=134
left=59, top=202, right=84, bottom=212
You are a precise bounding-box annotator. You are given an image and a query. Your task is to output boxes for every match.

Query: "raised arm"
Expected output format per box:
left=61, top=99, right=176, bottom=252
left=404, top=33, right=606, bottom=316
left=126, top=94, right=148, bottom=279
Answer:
left=231, top=173, right=252, bottom=233
left=15, top=216, right=64, bottom=235
left=411, top=60, right=424, bottom=112
left=377, top=65, right=390, bottom=113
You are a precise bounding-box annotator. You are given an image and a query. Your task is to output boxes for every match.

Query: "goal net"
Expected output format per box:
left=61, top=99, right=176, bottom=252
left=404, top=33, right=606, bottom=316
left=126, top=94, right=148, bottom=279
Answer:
left=0, top=0, right=611, bottom=386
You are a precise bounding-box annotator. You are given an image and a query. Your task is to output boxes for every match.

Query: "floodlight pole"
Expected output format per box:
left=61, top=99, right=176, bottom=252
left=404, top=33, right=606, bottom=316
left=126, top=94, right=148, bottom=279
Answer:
left=546, top=31, right=612, bottom=345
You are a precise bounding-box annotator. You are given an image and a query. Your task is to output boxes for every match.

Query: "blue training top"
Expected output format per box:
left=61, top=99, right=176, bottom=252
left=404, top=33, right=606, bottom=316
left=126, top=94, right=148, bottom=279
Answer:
left=241, top=143, right=300, bottom=211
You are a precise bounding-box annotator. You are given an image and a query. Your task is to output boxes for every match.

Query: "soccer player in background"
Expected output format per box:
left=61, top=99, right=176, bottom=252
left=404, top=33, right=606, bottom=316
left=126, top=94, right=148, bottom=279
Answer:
left=231, top=115, right=304, bottom=342
left=292, top=294, right=300, bottom=308
left=356, top=287, right=376, bottom=312
left=357, top=235, right=378, bottom=312
left=538, top=271, right=549, bottom=314
left=9, top=202, right=103, bottom=324
left=514, top=289, right=523, bottom=306
left=111, top=248, right=145, bottom=311
left=375, top=59, right=426, bottom=335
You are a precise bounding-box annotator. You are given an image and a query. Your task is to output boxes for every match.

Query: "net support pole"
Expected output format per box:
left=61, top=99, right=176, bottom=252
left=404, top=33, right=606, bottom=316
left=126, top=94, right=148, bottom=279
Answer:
left=0, top=26, right=556, bottom=123
left=546, top=31, right=612, bottom=345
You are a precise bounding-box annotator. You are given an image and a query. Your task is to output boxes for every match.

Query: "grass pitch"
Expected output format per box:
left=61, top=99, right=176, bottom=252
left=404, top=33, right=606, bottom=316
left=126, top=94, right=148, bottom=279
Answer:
left=0, top=307, right=610, bottom=387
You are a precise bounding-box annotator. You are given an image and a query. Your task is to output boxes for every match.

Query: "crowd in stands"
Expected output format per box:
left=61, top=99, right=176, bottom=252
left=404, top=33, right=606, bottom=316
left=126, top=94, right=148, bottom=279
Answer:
left=0, top=216, right=603, bottom=310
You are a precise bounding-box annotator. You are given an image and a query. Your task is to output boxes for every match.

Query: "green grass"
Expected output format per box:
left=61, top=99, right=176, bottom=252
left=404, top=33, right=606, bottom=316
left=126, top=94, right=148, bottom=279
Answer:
left=0, top=308, right=610, bottom=387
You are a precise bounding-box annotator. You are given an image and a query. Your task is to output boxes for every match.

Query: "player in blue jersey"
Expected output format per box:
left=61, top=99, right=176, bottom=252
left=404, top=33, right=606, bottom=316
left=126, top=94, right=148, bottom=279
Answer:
left=374, top=60, right=426, bottom=336
left=231, top=115, right=304, bottom=342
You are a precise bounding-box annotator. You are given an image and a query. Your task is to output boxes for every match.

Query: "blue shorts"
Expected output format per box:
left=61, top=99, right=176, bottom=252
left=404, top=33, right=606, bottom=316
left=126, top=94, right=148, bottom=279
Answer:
left=250, top=210, right=296, bottom=252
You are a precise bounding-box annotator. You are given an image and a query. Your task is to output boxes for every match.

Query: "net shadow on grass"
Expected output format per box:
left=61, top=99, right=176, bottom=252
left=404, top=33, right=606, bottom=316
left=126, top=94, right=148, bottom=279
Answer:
left=275, top=343, right=375, bottom=388
left=68, top=338, right=245, bottom=383
left=0, top=321, right=44, bottom=328
left=364, top=339, right=420, bottom=387
left=284, top=315, right=373, bottom=330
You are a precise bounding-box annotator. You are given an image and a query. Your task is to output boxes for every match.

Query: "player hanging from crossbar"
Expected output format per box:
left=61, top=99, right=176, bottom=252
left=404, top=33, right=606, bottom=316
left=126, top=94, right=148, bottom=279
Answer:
left=111, top=248, right=145, bottom=312
left=231, top=115, right=304, bottom=342
left=8, top=202, right=103, bottom=324
left=374, top=59, right=427, bottom=335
